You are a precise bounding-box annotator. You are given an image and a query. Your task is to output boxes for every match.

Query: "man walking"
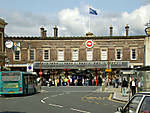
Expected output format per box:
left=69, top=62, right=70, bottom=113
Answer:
left=130, top=78, right=136, bottom=96
left=122, top=78, right=128, bottom=96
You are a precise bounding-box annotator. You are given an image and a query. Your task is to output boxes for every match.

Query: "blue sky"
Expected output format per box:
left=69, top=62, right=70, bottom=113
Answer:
left=0, top=0, right=144, bottom=13
left=1, top=0, right=150, bottom=36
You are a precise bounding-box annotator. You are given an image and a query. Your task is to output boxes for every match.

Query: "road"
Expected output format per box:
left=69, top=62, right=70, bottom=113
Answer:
left=0, top=86, right=125, bottom=113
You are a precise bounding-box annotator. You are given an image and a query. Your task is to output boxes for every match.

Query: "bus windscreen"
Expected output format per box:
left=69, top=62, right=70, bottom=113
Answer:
left=1, top=72, right=21, bottom=81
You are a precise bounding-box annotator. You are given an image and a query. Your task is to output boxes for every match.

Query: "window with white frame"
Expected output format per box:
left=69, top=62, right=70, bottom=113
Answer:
left=29, top=49, right=35, bottom=61
left=43, top=49, right=50, bottom=61
left=116, top=49, right=122, bottom=60
left=131, top=49, right=137, bottom=60
left=58, top=50, right=64, bottom=61
left=14, top=50, right=20, bottom=61
left=72, top=49, right=78, bottom=61
left=101, top=49, right=107, bottom=60
left=87, top=50, right=93, bottom=61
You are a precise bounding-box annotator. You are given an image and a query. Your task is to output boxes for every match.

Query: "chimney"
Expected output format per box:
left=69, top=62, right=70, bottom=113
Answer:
left=110, top=25, right=113, bottom=36
left=43, top=30, right=47, bottom=38
left=40, top=26, right=44, bottom=39
left=125, top=24, right=129, bottom=36
left=86, top=32, right=94, bottom=37
left=54, top=25, right=58, bottom=38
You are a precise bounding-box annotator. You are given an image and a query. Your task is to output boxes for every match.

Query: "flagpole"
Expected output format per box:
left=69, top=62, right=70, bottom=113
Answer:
left=89, top=8, right=91, bottom=32
left=88, top=0, right=91, bottom=33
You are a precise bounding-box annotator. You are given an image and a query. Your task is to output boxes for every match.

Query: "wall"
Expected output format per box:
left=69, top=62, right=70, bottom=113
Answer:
left=5, top=37, right=145, bottom=68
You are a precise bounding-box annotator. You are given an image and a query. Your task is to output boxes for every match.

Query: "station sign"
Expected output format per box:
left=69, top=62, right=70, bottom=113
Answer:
left=33, top=61, right=129, bottom=69
left=85, top=40, right=94, bottom=48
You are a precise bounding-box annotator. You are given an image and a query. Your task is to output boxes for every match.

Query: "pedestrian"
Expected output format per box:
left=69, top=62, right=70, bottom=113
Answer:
left=75, top=79, right=78, bottom=86
left=137, top=79, right=142, bottom=92
left=115, top=77, right=119, bottom=88
left=57, top=78, right=59, bottom=87
left=121, top=78, right=128, bottom=96
left=68, top=78, right=70, bottom=86
left=102, top=77, right=105, bottom=91
left=55, top=78, right=57, bottom=86
left=82, top=78, right=85, bottom=86
left=49, top=78, right=52, bottom=87
left=112, top=77, right=115, bottom=88
left=99, top=77, right=102, bottom=86
left=130, top=78, right=136, bottom=96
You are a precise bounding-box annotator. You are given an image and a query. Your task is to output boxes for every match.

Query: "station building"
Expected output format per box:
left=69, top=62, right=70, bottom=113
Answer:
left=0, top=18, right=7, bottom=70
left=0, top=18, right=146, bottom=85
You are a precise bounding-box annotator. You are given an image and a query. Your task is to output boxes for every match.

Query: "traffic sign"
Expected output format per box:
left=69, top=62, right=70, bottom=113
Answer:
left=85, top=40, right=94, bottom=48
left=27, top=63, right=33, bottom=72
left=39, top=71, right=42, bottom=75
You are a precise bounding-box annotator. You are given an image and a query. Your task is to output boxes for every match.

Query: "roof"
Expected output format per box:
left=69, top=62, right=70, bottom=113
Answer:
left=4, top=35, right=146, bottom=40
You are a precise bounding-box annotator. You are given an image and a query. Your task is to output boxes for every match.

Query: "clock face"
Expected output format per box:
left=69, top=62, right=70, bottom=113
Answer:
left=145, top=27, right=150, bottom=36
left=5, top=40, right=13, bottom=48
left=85, top=40, right=94, bottom=48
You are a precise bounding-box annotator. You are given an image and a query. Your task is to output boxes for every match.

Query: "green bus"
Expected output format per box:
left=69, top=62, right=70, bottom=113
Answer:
left=0, top=71, right=38, bottom=95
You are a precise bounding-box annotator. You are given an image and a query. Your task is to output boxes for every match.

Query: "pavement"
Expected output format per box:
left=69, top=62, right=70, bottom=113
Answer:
left=96, top=86, right=131, bottom=102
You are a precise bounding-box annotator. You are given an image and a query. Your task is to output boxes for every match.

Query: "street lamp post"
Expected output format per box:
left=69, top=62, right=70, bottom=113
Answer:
left=145, top=20, right=150, bottom=66
left=39, top=50, right=43, bottom=84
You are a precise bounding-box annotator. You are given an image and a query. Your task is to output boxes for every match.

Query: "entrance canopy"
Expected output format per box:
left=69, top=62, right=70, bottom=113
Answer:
left=33, top=61, right=129, bottom=69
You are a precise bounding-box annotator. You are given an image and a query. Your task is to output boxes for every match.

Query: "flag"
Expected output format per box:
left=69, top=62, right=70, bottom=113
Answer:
left=89, top=8, right=98, bottom=15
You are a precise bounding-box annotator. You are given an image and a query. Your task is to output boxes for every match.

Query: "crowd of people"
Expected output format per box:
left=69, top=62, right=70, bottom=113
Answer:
left=37, top=75, right=143, bottom=97
left=40, top=76, right=104, bottom=87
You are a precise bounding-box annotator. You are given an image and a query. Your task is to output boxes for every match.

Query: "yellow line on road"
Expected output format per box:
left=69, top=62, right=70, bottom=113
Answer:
left=108, top=93, right=126, bottom=104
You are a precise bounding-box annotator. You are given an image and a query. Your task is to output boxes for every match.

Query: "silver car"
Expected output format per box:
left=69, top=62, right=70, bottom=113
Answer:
left=116, top=92, right=150, bottom=113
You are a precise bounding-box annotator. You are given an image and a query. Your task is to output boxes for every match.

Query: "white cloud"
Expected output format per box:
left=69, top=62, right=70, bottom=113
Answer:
left=1, top=4, right=150, bottom=37
left=57, top=4, right=150, bottom=36
left=58, top=8, right=88, bottom=36
left=1, top=10, right=56, bottom=36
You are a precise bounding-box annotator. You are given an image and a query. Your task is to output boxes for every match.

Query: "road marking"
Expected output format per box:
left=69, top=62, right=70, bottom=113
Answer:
left=70, top=108, right=90, bottom=113
left=41, top=97, right=49, bottom=104
left=58, top=93, right=64, bottom=96
left=49, top=104, right=63, bottom=108
left=108, top=93, right=112, bottom=100
left=51, top=95, right=58, bottom=97
left=65, top=92, right=70, bottom=94
left=41, top=100, right=45, bottom=104
left=43, top=97, right=49, bottom=100
left=108, top=93, right=126, bottom=104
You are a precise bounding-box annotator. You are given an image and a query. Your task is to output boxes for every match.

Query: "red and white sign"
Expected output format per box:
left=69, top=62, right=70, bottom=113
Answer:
left=39, top=71, right=42, bottom=75
left=85, top=40, right=94, bottom=48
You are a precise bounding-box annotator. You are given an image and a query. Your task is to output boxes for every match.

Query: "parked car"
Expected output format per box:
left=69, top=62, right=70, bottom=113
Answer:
left=115, top=92, right=150, bottom=113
